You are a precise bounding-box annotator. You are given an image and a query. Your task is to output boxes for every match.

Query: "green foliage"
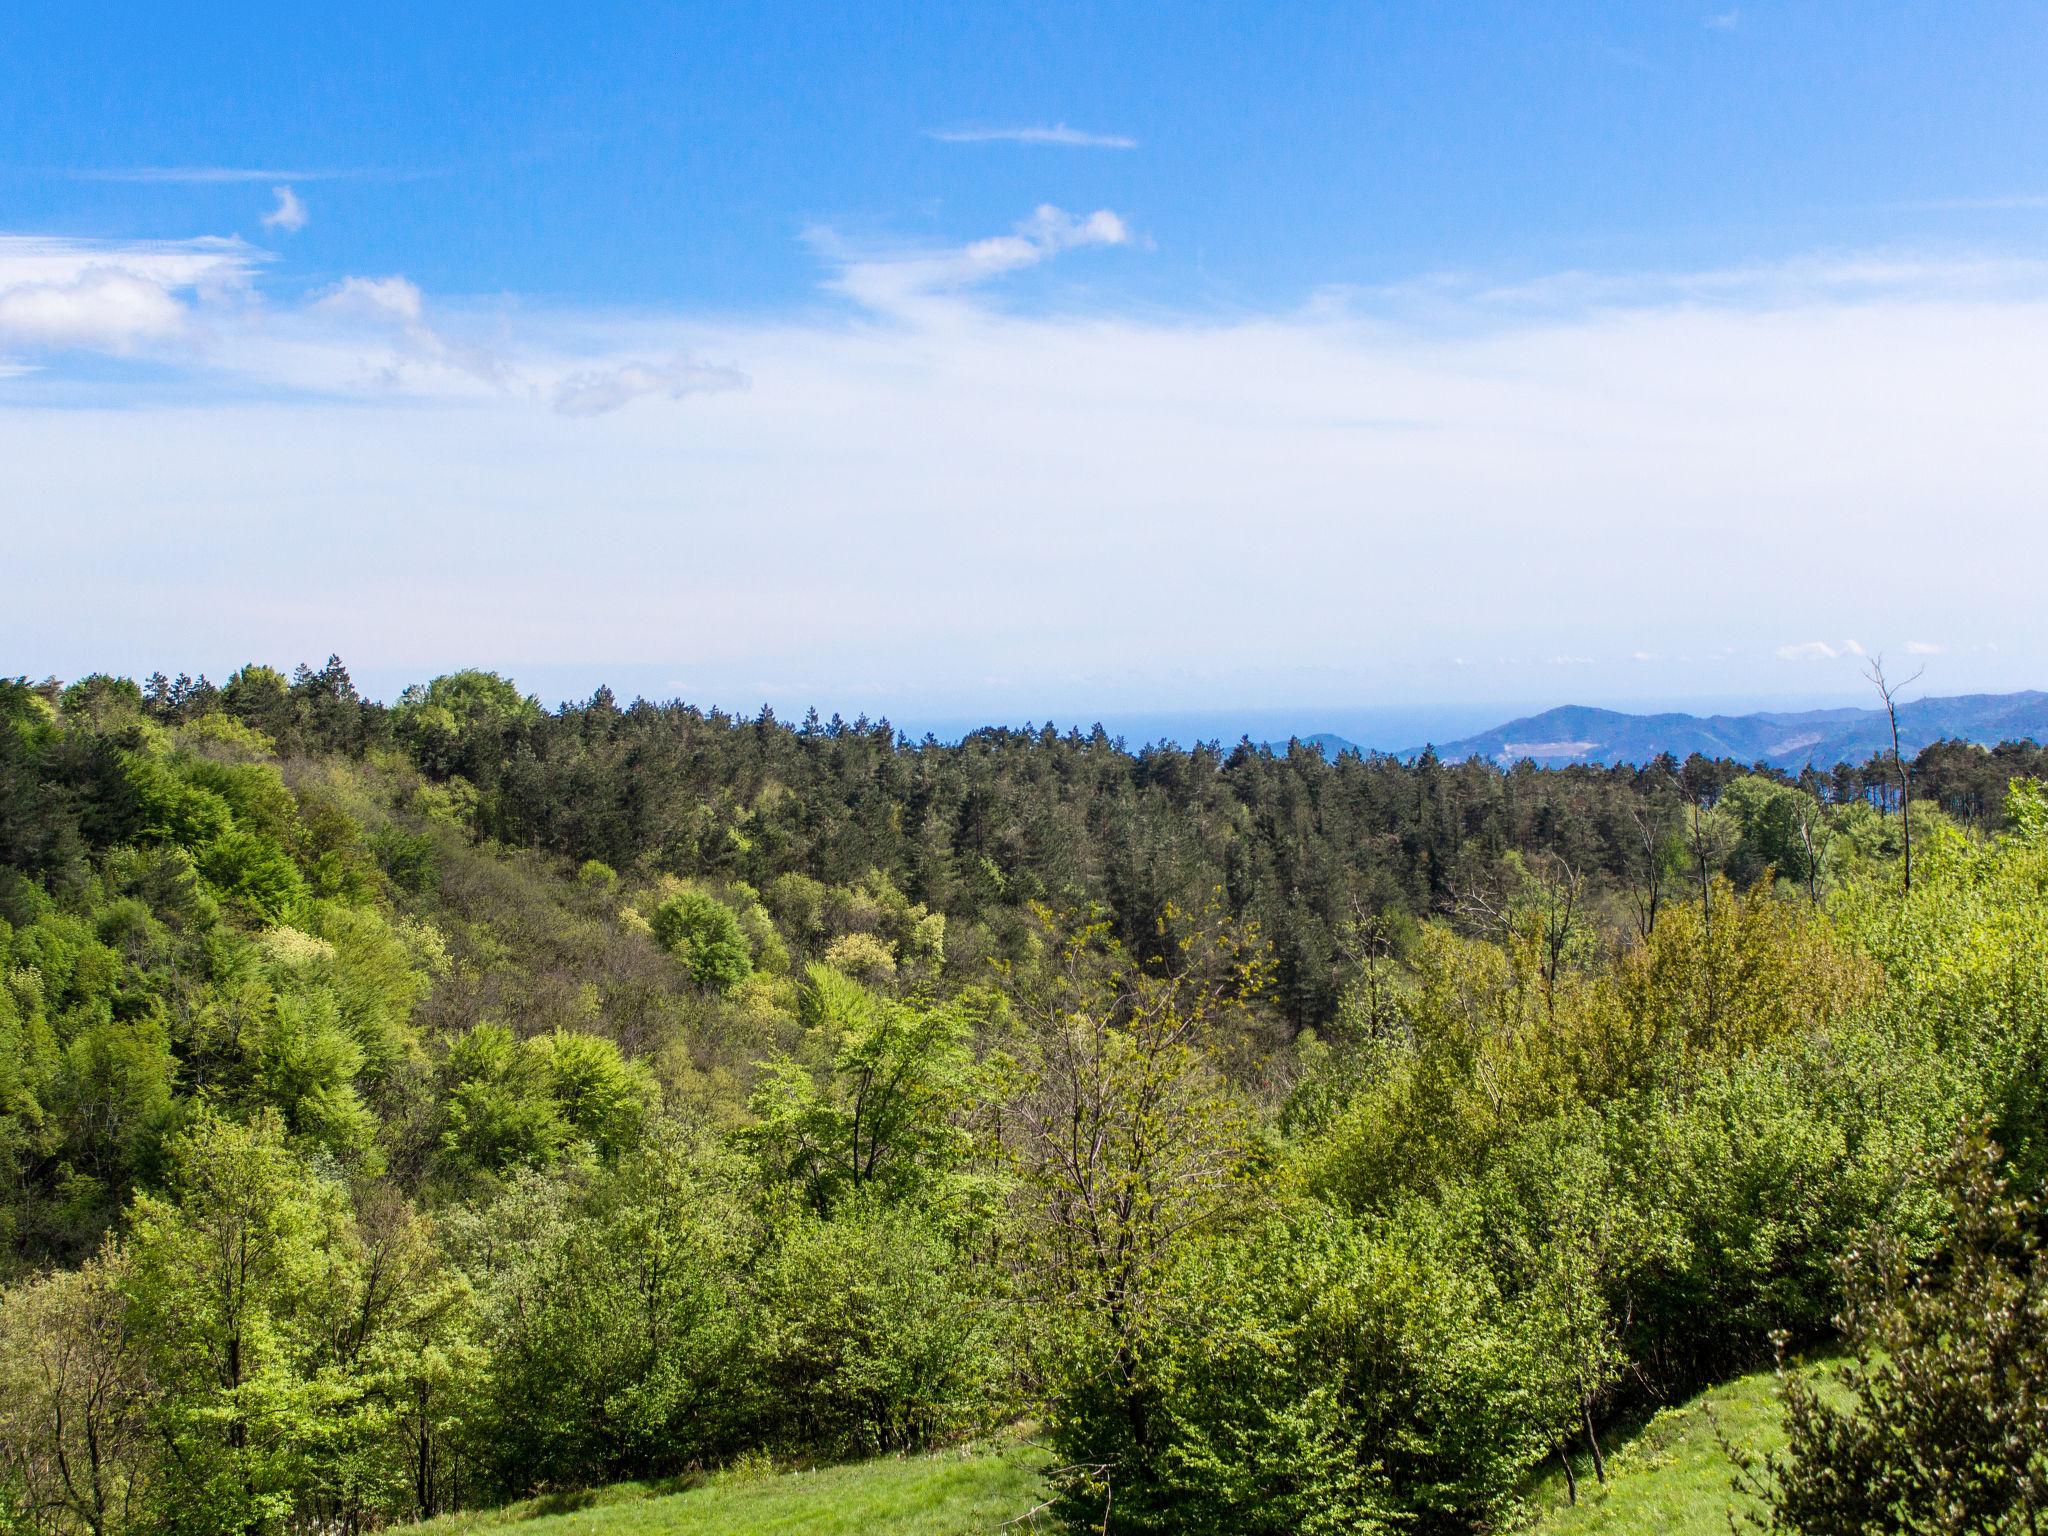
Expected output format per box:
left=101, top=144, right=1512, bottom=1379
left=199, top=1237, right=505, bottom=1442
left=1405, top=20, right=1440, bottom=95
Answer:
left=650, top=889, right=753, bottom=995
left=451, top=1131, right=759, bottom=1492
left=752, top=1198, right=1006, bottom=1457
left=121, top=1111, right=364, bottom=1534
left=1057, top=1206, right=1539, bottom=1535
left=2007, top=777, right=2048, bottom=844
left=739, top=966, right=975, bottom=1212
left=436, top=1024, right=570, bottom=1177
left=1719, top=775, right=1830, bottom=893
left=1746, top=1134, right=2048, bottom=1534
left=8, top=661, right=2048, bottom=1534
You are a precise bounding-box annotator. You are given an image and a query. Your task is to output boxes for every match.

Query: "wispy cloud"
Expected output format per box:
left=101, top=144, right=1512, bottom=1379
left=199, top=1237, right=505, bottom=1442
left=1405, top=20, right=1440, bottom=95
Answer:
left=72, top=166, right=348, bottom=184
left=929, top=124, right=1137, bottom=150
left=1903, top=639, right=1943, bottom=654
left=6, top=218, right=2048, bottom=705
left=307, top=274, right=511, bottom=388
left=552, top=355, right=748, bottom=416
left=822, top=204, right=1131, bottom=314
left=315, top=275, right=424, bottom=325
left=261, top=186, right=308, bottom=233
left=1775, top=639, right=1870, bottom=662
left=1352, top=252, right=2048, bottom=320
left=1896, top=193, right=2048, bottom=212
left=1704, top=10, right=1740, bottom=29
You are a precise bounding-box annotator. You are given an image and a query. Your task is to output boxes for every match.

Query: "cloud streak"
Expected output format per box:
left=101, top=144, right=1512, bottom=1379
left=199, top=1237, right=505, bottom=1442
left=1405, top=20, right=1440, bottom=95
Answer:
left=552, top=355, right=749, bottom=416
left=824, top=204, right=1131, bottom=314
left=929, top=124, right=1136, bottom=149
left=72, top=166, right=347, bottom=184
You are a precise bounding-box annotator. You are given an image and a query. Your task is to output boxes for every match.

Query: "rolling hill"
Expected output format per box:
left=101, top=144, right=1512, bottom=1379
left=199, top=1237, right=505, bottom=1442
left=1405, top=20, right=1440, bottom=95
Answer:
left=1397, top=690, right=2048, bottom=768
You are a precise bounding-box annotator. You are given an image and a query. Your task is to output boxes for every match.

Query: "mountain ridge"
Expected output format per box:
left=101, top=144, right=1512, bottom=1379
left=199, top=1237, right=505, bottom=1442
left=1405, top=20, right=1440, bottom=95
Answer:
left=1269, top=690, right=2048, bottom=768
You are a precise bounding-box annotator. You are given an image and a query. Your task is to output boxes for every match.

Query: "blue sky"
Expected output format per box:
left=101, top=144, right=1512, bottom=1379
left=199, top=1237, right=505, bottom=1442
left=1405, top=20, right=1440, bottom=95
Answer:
left=4, top=2, right=2046, bottom=730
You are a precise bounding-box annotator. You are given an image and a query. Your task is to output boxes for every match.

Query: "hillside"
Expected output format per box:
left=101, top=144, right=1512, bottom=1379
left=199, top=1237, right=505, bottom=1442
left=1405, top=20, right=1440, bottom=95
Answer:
left=405, top=1439, right=1052, bottom=1535
left=1407, top=690, right=2048, bottom=768
left=1523, top=1366, right=1799, bottom=1535
left=5, top=665, right=2046, bottom=1534
left=392, top=1365, right=1807, bottom=1536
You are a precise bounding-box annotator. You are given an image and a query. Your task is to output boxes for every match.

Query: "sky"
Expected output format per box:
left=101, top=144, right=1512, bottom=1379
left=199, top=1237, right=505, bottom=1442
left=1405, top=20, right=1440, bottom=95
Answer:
left=3, top=1, right=2045, bottom=737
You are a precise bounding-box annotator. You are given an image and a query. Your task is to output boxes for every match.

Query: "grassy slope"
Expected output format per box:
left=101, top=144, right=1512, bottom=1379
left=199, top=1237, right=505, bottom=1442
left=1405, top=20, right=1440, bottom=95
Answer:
left=405, top=1365, right=1821, bottom=1536
left=1523, top=1363, right=1823, bottom=1536
left=405, top=1438, right=1053, bottom=1535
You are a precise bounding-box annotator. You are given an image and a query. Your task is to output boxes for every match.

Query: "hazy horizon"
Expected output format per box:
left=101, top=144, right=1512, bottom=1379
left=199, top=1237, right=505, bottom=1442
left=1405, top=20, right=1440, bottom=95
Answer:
left=22, top=652, right=2014, bottom=752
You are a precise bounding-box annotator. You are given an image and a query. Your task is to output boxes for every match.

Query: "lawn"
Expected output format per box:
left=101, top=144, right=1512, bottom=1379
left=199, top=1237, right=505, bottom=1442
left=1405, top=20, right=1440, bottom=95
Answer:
left=403, top=1437, right=1054, bottom=1535
left=403, top=1363, right=1825, bottom=1535
left=1523, top=1360, right=1831, bottom=1535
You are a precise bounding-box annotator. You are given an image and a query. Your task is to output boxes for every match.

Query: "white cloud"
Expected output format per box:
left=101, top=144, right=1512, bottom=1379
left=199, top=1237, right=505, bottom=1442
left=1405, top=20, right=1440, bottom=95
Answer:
left=1775, top=639, right=1869, bottom=662
left=7, top=221, right=2048, bottom=710
left=315, top=275, right=424, bottom=325
left=0, top=270, right=187, bottom=349
left=929, top=124, right=1137, bottom=149
left=1903, top=639, right=1943, bottom=654
left=0, top=235, right=259, bottom=293
left=262, top=186, right=308, bottom=234
left=0, top=235, right=262, bottom=353
left=552, top=355, right=749, bottom=416
left=1705, top=10, right=1740, bottom=29
left=826, top=204, right=1130, bottom=314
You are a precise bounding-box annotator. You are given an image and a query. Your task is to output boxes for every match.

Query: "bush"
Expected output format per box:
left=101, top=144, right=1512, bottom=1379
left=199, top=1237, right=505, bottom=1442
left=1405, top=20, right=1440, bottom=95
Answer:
left=1746, top=1132, right=2048, bottom=1533
left=751, top=1198, right=1005, bottom=1457
left=1045, top=1207, right=1540, bottom=1535
left=456, top=1134, right=759, bottom=1495
left=651, top=890, right=753, bottom=995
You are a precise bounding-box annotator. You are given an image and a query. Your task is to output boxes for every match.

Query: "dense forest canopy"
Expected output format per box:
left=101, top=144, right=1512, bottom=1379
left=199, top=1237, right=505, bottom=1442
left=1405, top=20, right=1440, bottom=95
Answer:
left=3, top=657, right=2046, bottom=1534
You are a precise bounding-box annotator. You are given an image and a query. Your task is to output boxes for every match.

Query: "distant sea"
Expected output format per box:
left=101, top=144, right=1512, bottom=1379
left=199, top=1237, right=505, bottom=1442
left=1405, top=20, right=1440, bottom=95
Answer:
left=886, top=705, right=1532, bottom=752
left=341, top=664, right=1875, bottom=756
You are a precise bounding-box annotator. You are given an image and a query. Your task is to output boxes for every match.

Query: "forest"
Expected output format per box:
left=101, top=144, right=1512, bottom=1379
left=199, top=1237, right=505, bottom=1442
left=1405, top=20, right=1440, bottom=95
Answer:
left=2, top=657, right=2046, bottom=1534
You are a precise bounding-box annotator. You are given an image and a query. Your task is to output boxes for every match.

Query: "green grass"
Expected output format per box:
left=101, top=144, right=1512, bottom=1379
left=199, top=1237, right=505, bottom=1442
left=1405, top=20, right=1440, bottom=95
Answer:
left=1523, top=1360, right=1836, bottom=1535
left=405, top=1363, right=1831, bottom=1535
left=403, top=1436, right=1053, bottom=1535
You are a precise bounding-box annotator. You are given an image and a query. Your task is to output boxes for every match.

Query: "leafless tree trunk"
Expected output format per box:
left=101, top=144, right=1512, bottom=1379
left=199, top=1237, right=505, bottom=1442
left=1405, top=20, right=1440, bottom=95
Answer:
left=1626, top=802, right=1666, bottom=940
left=1687, top=800, right=1715, bottom=945
left=1865, top=655, right=1925, bottom=896
left=1793, top=796, right=1825, bottom=906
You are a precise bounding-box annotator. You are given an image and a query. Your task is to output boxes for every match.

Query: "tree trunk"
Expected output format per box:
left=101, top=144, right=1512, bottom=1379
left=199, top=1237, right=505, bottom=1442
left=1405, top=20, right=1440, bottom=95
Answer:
left=1554, top=1439, right=1579, bottom=1505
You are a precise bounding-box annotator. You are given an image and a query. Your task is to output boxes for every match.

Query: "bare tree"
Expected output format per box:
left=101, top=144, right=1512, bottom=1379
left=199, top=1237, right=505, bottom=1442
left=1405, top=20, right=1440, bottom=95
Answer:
left=0, top=1256, right=152, bottom=1536
left=1688, top=798, right=1717, bottom=945
left=1625, top=801, right=1668, bottom=941
left=1865, top=655, right=1925, bottom=895
left=1530, top=851, right=1585, bottom=996
left=1792, top=792, right=1827, bottom=907
left=1009, top=904, right=1269, bottom=1468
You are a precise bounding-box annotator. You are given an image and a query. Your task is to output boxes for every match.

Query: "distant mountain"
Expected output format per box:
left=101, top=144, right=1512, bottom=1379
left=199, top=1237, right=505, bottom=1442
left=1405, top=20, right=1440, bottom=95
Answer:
left=1406, top=691, right=2048, bottom=769
left=1258, top=731, right=1363, bottom=758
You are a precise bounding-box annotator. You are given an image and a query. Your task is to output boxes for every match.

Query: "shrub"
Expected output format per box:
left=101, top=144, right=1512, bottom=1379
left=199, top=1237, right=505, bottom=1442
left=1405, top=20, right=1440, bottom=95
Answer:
left=1746, top=1132, right=2048, bottom=1534
left=651, top=890, right=753, bottom=995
